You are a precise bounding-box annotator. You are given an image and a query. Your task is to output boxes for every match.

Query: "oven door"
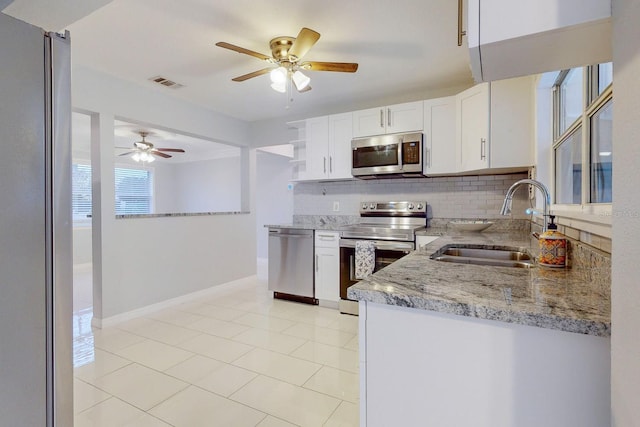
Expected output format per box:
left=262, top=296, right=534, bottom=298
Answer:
left=339, top=239, right=413, bottom=314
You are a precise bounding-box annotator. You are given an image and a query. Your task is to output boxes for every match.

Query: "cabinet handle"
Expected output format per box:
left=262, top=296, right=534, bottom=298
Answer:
left=329, top=156, right=333, bottom=173
left=315, top=254, right=319, bottom=272
left=323, top=157, right=327, bottom=173
left=457, top=0, right=466, bottom=46
left=387, top=108, right=391, bottom=127
left=480, top=138, right=486, bottom=160
left=380, top=109, right=384, bottom=128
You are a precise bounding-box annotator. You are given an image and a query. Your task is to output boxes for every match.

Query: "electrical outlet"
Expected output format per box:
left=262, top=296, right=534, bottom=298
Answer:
left=333, top=201, right=340, bottom=212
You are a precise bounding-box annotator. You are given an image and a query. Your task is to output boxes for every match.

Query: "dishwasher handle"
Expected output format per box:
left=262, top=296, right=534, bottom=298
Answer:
left=269, top=228, right=313, bottom=238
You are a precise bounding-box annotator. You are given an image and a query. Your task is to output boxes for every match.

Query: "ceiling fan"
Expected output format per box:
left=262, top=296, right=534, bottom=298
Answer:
left=215, top=27, right=358, bottom=93
left=117, top=131, right=185, bottom=163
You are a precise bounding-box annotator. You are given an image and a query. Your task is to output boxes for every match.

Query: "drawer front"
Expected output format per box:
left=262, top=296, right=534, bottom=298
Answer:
left=315, top=231, right=340, bottom=248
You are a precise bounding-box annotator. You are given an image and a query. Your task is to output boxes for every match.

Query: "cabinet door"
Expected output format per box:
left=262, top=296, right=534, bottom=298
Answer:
left=352, top=107, right=385, bottom=138
left=315, top=246, right=340, bottom=302
left=305, top=116, right=329, bottom=180
left=328, top=112, right=353, bottom=179
left=490, top=76, right=534, bottom=169
left=456, top=83, right=489, bottom=172
left=386, top=101, right=424, bottom=134
left=423, top=97, right=456, bottom=175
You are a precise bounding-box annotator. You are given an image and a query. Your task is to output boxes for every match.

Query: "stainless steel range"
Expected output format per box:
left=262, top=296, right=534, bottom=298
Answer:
left=339, top=201, right=427, bottom=315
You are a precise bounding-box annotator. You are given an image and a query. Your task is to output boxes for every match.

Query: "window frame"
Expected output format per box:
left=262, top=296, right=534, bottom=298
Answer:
left=550, top=63, right=613, bottom=234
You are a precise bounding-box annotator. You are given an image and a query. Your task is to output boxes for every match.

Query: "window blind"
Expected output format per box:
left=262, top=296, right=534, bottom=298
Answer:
left=114, top=167, right=153, bottom=215
left=72, top=163, right=92, bottom=223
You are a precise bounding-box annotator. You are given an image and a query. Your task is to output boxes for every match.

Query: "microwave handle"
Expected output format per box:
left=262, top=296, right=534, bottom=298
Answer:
left=397, top=137, right=403, bottom=168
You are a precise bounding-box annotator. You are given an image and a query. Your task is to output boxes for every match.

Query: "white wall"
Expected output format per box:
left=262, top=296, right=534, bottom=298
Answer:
left=611, top=0, right=640, bottom=425
left=73, top=227, right=92, bottom=264
left=255, top=151, right=294, bottom=259
left=72, top=65, right=256, bottom=320
left=152, top=157, right=242, bottom=214
left=173, top=156, right=242, bottom=213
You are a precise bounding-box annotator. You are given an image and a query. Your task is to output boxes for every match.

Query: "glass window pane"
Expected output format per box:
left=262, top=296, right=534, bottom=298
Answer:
left=555, top=128, right=582, bottom=204
left=590, top=99, right=613, bottom=203
left=559, top=68, right=584, bottom=135
left=72, top=163, right=92, bottom=223
left=114, top=167, right=153, bottom=215
left=598, top=62, right=613, bottom=95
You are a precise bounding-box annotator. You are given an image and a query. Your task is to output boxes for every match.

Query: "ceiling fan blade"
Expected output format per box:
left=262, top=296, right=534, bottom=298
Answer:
left=231, top=67, right=273, bottom=82
left=215, top=42, right=272, bottom=61
left=118, top=151, right=136, bottom=156
left=150, top=150, right=172, bottom=159
left=288, top=27, right=320, bottom=61
left=155, top=148, right=185, bottom=153
left=301, top=61, right=359, bottom=73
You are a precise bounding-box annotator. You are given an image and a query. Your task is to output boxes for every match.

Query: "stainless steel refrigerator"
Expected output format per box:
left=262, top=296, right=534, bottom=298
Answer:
left=0, top=12, right=73, bottom=427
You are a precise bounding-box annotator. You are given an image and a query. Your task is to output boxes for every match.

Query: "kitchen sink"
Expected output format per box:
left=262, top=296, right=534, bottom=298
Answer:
left=430, top=245, right=535, bottom=268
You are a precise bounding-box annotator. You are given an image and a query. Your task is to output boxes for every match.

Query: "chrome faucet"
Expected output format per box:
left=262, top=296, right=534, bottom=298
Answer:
left=500, top=179, right=551, bottom=232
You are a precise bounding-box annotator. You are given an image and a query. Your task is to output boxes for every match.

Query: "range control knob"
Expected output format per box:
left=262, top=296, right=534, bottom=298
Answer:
left=362, top=204, right=368, bottom=210
left=408, top=203, right=415, bottom=210
left=369, top=203, right=375, bottom=210
left=417, top=203, right=424, bottom=210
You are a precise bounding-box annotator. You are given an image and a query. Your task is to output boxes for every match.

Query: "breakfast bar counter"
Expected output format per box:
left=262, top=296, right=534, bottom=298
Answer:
left=347, top=231, right=611, bottom=336
left=349, top=230, right=611, bottom=427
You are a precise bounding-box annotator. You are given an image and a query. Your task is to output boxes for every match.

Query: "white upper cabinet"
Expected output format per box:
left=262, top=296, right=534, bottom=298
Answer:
left=468, top=0, right=611, bottom=82
left=423, top=96, right=457, bottom=176
left=352, top=101, right=423, bottom=138
left=302, top=113, right=353, bottom=181
left=456, top=76, right=534, bottom=174
left=328, top=112, right=353, bottom=180
left=304, top=116, right=330, bottom=181
left=456, top=84, right=489, bottom=172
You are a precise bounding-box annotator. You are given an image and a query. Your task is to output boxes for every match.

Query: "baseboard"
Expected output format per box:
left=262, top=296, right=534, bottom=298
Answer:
left=91, top=275, right=260, bottom=329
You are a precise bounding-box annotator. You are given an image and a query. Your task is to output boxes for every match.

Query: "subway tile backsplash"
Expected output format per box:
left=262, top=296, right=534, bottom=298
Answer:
left=293, top=173, right=531, bottom=220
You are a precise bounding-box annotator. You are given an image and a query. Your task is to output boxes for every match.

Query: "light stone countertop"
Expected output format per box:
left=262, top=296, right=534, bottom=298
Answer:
left=347, top=231, right=611, bottom=337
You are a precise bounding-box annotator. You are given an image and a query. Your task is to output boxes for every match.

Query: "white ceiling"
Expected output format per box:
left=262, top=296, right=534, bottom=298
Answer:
left=4, top=0, right=474, bottom=123
left=68, top=0, right=474, bottom=122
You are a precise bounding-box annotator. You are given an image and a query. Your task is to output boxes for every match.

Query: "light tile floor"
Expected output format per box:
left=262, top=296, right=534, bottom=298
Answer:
left=73, top=273, right=360, bottom=427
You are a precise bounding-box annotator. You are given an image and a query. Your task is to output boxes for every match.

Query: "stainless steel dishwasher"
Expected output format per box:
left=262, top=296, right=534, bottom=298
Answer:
left=268, top=227, right=317, bottom=304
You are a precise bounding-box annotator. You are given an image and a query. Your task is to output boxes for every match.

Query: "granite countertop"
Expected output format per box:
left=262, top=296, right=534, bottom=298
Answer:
left=348, top=231, right=611, bottom=337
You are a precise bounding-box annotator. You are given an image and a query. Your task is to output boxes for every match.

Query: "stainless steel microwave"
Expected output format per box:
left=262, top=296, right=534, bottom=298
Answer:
left=351, top=132, right=423, bottom=178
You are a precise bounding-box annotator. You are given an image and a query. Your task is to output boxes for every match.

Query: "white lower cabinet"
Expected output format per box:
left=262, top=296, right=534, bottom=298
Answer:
left=359, top=301, right=610, bottom=427
left=314, top=231, right=340, bottom=306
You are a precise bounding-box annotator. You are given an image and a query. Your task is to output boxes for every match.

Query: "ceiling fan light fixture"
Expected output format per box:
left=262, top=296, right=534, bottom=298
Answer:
left=292, top=70, right=311, bottom=91
left=132, top=152, right=141, bottom=162
left=270, top=66, right=287, bottom=84
left=270, top=81, right=286, bottom=93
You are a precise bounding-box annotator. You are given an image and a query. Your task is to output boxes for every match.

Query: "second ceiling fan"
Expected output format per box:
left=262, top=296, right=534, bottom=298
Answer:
left=216, top=27, right=358, bottom=93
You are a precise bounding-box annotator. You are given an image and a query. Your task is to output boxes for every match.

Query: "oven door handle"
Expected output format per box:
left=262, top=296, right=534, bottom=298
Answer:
left=339, top=239, right=414, bottom=251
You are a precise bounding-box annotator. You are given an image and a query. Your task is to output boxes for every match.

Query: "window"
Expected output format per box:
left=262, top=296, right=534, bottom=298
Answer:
left=72, top=163, right=92, bottom=225
left=115, top=167, right=153, bottom=215
left=553, top=62, right=613, bottom=206
left=73, top=164, right=153, bottom=218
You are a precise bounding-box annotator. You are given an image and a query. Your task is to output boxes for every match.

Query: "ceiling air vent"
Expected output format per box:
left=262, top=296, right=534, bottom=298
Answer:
left=149, top=76, right=184, bottom=89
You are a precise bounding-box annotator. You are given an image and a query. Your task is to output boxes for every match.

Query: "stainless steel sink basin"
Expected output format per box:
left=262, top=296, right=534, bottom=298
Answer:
left=430, top=245, right=535, bottom=268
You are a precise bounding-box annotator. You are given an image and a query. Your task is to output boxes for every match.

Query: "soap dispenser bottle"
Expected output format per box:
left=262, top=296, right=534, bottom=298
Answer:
left=538, top=215, right=567, bottom=267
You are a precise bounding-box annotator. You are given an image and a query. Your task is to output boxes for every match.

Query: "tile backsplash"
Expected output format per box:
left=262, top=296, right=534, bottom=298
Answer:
left=293, top=173, right=531, bottom=220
